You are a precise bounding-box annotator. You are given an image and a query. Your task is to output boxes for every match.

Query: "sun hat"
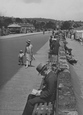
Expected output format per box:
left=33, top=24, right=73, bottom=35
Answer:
left=36, top=63, right=47, bottom=74
left=26, top=39, right=31, bottom=43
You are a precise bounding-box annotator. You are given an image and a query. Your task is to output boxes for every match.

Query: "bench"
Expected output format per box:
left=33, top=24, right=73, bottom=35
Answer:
left=32, top=102, right=55, bottom=115
left=32, top=64, right=57, bottom=115
left=32, top=79, right=57, bottom=115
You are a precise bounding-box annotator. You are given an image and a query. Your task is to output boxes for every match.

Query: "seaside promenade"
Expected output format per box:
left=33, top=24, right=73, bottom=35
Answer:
left=0, top=32, right=49, bottom=115
left=0, top=33, right=83, bottom=115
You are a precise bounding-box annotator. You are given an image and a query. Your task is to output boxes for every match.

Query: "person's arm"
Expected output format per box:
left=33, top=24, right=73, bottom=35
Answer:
left=31, top=45, right=33, bottom=54
left=30, top=45, right=33, bottom=60
left=22, top=53, right=24, bottom=57
left=39, top=78, right=45, bottom=90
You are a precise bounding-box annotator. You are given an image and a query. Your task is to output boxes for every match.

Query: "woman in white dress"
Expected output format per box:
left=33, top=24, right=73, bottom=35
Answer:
left=25, top=40, right=33, bottom=68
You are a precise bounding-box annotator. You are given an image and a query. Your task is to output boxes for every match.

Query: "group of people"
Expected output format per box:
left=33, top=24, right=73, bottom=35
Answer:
left=49, top=30, right=77, bottom=66
left=21, top=30, right=77, bottom=115
left=22, top=32, right=59, bottom=115
left=18, top=39, right=34, bottom=68
left=65, top=46, right=77, bottom=65
left=49, top=32, right=60, bottom=57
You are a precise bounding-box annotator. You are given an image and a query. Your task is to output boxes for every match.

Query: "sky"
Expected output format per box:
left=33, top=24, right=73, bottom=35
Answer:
left=0, top=0, right=83, bottom=21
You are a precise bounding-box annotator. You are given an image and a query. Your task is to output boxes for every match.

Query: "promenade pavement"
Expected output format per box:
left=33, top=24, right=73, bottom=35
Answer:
left=1, top=34, right=82, bottom=115
left=0, top=36, right=72, bottom=115
left=0, top=38, right=49, bottom=115
left=66, top=38, right=83, bottom=115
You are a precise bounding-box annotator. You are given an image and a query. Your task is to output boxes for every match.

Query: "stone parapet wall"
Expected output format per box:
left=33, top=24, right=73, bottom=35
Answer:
left=32, top=31, right=79, bottom=115
left=56, top=38, right=78, bottom=115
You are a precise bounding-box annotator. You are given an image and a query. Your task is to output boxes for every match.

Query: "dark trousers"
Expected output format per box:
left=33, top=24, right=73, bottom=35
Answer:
left=19, top=57, right=23, bottom=64
left=22, top=94, right=46, bottom=115
left=68, top=59, right=77, bottom=65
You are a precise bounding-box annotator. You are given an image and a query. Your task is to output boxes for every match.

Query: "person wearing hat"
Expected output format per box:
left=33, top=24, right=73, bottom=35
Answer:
left=24, top=39, right=33, bottom=68
left=22, top=63, right=57, bottom=115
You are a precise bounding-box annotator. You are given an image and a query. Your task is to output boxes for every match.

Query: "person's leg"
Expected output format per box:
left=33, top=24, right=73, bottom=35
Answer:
left=29, top=61, right=32, bottom=66
left=25, top=54, right=30, bottom=68
left=22, top=57, right=24, bottom=65
left=22, top=99, right=33, bottom=115
left=22, top=96, right=46, bottom=115
left=18, top=57, right=21, bottom=65
left=29, top=54, right=32, bottom=66
left=20, top=58, right=22, bottom=65
left=25, top=60, right=29, bottom=68
left=28, top=94, right=36, bottom=100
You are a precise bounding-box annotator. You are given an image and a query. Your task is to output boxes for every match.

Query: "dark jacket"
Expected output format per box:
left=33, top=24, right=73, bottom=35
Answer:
left=51, top=39, right=60, bottom=55
left=40, top=71, right=57, bottom=102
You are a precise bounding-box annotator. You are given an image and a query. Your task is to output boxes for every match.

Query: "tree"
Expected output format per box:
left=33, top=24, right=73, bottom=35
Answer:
left=73, top=22, right=82, bottom=28
left=12, top=17, right=16, bottom=23
left=0, top=20, right=2, bottom=28
left=0, top=16, right=5, bottom=27
left=32, top=20, right=37, bottom=27
left=45, top=21, right=55, bottom=29
left=61, top=21, right=72, bottom=30
left=15, top=18, right=22, bottom=23
left=22, top=18, right=27, bottom=23
left=4, top=18, right=13, bottom=27
left=35, top=22, right=41, bottom=29
left=40, top=22, right=46, bottom=29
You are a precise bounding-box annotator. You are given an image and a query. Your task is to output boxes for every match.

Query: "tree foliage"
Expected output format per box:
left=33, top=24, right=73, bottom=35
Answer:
left=61, top=21, right=72, bottom=30
left=0, top=16, right=83, bottom=30
left=15, top=18, right=22, bottom=23
left=45, top=21, right=56, bottom=29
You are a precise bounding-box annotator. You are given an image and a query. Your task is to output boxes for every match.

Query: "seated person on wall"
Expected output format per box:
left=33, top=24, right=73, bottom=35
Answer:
left=22, top=63, right=57, bottom=115
left=65, top=45, right=72, bottom=55
left=66, top=51, right=77, bottom=65
left=66, top=54, right=77, bottom=65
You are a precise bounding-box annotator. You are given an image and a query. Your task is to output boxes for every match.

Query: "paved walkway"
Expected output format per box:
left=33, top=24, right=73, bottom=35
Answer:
left=66, top=38, right=83, bottom=115
left=0, top=40, right=49, bottom=115
left=1, top=36, right=82, bottom=115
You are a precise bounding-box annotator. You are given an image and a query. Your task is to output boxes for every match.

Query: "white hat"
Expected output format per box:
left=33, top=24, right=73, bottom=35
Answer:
left=26, top=39, right=31, bottom=43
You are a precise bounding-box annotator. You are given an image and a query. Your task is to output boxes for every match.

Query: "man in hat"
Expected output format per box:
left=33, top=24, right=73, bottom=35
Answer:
left=24, top=39, right=33, bottom=68
left=22, top=63, right=57, bottom=115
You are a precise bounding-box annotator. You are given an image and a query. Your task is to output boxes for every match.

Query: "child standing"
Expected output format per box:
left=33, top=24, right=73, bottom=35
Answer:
left=18, top=50, right=24, bottom=65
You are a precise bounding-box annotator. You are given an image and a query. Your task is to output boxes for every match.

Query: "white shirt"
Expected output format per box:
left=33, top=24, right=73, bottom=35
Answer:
left=19, top=53, right=24, bottom=58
